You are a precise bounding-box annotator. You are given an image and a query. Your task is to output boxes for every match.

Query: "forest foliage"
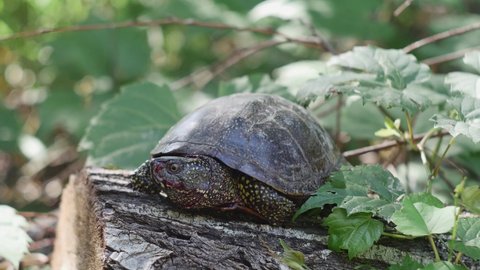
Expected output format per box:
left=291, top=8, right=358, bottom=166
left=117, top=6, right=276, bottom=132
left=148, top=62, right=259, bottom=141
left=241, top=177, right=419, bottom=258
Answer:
left=1, top=0, right=480, bottom=269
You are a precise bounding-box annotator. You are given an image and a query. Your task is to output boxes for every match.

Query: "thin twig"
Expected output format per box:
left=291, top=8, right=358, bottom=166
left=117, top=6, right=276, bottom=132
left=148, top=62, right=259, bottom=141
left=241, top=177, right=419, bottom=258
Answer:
left=1, top=17, right=334, bottom=91
left=422, top=146, right=455, bottom=190
left=437, top=169, right=456, bottom=190
left=405, top=111, right=417, bottom=150
left=403, top=21, right=480, bottom=53
left=1, top=18, right=271, bottom=41
left=334, top=95, right=343, bottom=143
left=170, top=39, right=287, bottom=90
left=422, top=46, right=480, bottom=66
left=431, top=136, right=456, bottom=179
left=394, top=0, right=413, bottom=17
left=343, top=130, right=450, bottom=158
left=0, top=17, right=330, bottom=51
left=417, top=128, right=439, bottom=172
left=428, top=234, right=441, bottom=262
left=298, top=19, right=336, bottom=54
left=442, top=158, right=471, bottom=178
left=312, top=101, right=336, bottom=118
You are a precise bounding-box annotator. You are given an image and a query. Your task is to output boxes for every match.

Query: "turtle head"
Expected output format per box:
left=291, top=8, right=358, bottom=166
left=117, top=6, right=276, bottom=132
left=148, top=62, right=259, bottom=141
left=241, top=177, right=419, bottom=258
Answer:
left=131, top=156, right=212, bottom=195
left=131, top=159, right=166, bottom=195
left=150, top=156, right=211, bottom=192
left=147, top=155, right=237, bottom=208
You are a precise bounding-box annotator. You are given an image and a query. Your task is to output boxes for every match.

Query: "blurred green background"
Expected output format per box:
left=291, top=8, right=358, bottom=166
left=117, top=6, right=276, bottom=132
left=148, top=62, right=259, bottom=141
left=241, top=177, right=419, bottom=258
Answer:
left=1, top=0, right=479, bottom=211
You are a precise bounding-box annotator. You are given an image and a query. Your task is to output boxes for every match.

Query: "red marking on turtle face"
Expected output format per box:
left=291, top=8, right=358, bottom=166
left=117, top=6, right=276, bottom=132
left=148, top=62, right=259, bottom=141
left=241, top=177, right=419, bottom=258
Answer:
left=163, top=179, right=186, bottom=189
left=151, top=159, right=186, bottom=190
left=151, top=159, right=164, bottom=174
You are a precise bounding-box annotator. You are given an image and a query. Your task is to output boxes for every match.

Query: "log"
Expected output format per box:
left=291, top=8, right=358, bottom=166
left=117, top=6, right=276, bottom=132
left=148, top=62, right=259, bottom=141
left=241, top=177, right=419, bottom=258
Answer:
left=52, top=168, right=448, bottom=270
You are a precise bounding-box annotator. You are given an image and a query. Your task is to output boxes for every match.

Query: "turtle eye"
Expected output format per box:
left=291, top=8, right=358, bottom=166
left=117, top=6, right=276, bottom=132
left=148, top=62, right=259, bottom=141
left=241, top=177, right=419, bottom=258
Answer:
left=167, top=163, right=182, bottom=174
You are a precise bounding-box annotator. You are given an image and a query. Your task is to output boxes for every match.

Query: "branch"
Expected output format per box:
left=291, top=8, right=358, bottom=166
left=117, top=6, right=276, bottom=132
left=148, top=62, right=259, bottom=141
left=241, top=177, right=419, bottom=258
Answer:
left=1, top=18, right=333, bottom=91
left=403, top=22, right=480, bottom=53
left=0, top=17, right=331, bottom=51
left=394, top=0, right=413, bottom=17
left=298, top=19, right=336, bottom=54
left=0, top=18, right=273, bottom=41
left=170, top=39, right=287, bottom=90
left=422, top=46, right=480, bottom=66
left=343, top=130, right=450, bottom=158
left=334, top=95, right=343, bottom=143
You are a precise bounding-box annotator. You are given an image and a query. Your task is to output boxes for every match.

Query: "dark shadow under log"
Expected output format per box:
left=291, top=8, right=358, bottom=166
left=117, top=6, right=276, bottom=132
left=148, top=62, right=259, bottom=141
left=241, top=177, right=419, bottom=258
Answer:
left=52, top=168, right=450, bottom=270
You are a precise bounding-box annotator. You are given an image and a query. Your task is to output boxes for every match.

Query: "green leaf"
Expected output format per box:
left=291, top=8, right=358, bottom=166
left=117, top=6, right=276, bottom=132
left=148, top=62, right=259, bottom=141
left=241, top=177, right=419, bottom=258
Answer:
left=297, top=46, right=432, bottom=112
left=329, top=46, right=430, bottom=87
left=293, top=182, right=347, bottom=220
left=338, top=100, right=386, bottom=140
left=79, top=82, right=181, bottom=169
left=375, top=118, right=402, bottom=138
left=334, top=165, right=404, bottom=219
left=452, top=217, right=480, bottom=260
left=403, top=192, right=444, bottom=208
left=279, top=239, right=309, bottom=270
left=387, top=255, right=424, bottom=270
left=387, top=118, right=401, bottom=130
left=37, top=90, right=113, bottom=141
left=463, top=51, right=480, bottom=72
left=218, top=74, right=295, bottom=101
left=310, top=1, right=395, bottom=41
left=460, top=185, right=480, bottom=214
left=431, top=96, right=480, bottom=143
left=50, top=21, right=150, bottom=82
left=391, top=199, right=457, bottom=236
left=0, top=205, right=32, bottom=269
left=0, top=103, right=21, bottom=153
left=445, top=51, right=480, bottom=98
left=323, top=208, right=383, bottom=259
left=375, top=128, right=401, bottom=138
left=356, top=85, right=433, bottom=113
left=273, top=60, right=328, bottom=90
left=340, top=196, right=401, bottom=221
left=445, top=72, right=480, bottom=98
left=421, top=261, right=468, bottom=270
left=294, top=165, right=405, bottom=221
left=296, top=72, right=375, bottom=106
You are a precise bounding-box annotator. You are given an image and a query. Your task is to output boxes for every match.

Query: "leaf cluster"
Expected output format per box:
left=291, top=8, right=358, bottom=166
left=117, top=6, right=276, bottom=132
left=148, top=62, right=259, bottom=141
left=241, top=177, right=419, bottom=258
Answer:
left=79, top=82, right=181, bottom=168
left=289, top=47, right=480, bottom=267
left=295, top=164, right=480, bottom=267
left=431, top=52, right=480, bottom=143
left=80, top=46, right=480, bottom=267
left=297, top=46, right=433, bottom=113
left=3, top=1, right=480, bottom=268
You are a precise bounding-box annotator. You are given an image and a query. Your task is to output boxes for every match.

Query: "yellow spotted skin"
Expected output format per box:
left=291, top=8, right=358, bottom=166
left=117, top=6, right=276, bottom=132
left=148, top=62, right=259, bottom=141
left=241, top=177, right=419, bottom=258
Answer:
left=237, top=175, right=297, bottom=224
left=132, top=155, right=299, bottom=224
left=131, top=160, right=165, bottom=195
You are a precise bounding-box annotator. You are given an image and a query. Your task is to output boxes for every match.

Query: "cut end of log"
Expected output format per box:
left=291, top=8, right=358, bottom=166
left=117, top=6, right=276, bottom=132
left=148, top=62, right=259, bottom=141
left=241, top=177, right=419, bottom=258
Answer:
left=52, top=171, right=104, bottom=270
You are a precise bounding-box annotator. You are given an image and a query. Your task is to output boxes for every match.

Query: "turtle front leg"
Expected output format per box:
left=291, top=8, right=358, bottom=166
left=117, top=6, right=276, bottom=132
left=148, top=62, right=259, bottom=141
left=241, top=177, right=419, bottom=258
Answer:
left=237, top=176, right=297, bottom=225
left=219, top=203, right=269, bottom=222
left=131, top=160, right=165, bottom=195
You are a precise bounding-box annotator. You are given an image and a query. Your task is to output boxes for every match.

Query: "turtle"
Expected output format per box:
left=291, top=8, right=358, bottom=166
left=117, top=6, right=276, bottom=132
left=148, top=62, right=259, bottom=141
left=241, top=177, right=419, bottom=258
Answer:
left=131, top=93, right=344, bottom=224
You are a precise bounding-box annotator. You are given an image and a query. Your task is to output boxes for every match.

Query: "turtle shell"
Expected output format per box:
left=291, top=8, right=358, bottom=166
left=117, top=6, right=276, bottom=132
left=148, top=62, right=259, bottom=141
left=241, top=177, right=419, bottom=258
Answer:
left=151, top=93, right=343, bottom=196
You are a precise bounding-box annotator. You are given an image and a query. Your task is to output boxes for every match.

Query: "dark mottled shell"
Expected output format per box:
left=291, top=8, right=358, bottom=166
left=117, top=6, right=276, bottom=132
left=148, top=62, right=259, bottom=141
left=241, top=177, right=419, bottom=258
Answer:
left=151, top=93, right=343, bottom=196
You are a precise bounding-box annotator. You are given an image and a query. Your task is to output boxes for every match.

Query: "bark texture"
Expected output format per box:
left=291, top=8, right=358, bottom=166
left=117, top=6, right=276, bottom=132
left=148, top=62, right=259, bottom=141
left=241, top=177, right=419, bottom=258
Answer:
left=52, top=168, right=459, bottom=270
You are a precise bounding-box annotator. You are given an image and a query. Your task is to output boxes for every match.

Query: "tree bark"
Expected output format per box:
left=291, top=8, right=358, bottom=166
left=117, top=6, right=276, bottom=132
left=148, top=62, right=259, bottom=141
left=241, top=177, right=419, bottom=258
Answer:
left=52, top=168, right=445, bottom=270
